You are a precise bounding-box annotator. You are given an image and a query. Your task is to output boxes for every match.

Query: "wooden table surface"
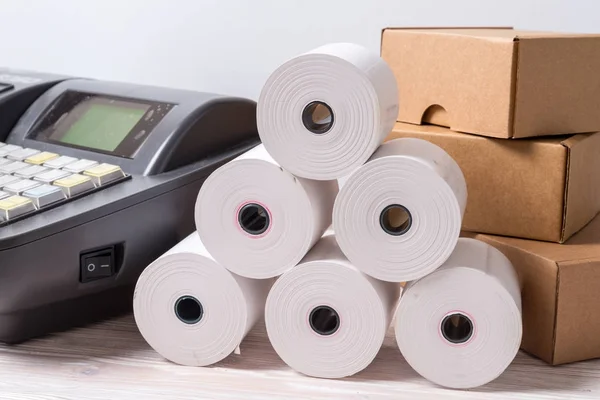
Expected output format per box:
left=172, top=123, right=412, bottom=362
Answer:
left=0, top=315, right=598, bottom=400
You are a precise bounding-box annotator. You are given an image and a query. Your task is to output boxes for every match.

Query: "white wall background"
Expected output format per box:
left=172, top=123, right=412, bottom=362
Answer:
left=0, top=0, right=598, bottom=100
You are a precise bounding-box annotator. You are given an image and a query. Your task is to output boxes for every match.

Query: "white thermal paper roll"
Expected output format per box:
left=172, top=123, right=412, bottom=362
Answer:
left=333, top=137, right=467, bottom=282
left=265, top=235, right=400, bottom=378
left=395, top=238, right=522, bottom=389
left=195, top=144, right=339, bottom=279
left=257, top=43, right=399, bottom=180
left=133, top=232, right=273, bottom=367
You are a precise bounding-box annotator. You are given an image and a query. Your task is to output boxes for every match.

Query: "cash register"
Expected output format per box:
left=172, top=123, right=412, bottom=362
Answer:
left=0, top=69, right=259, bottom=343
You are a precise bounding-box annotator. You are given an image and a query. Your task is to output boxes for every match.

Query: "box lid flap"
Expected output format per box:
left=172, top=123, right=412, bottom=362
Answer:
left=383, top=27, right=600, bottom=41
left=561, top=132, right=600, bottom=241
left=516, top=32, right=600, bottom=40
left=560, top=133, right=596, bottom=148
left=511, top=37, right=600, bottom=138
left=476, top=214, right=600, bottom=263
left=385, top=28, right=518, bottom=41
left=392, top=122, right=568, bottom=145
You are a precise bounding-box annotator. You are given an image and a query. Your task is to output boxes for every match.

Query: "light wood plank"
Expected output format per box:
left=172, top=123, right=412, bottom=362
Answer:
left=0, top=315, right=598, bottom=400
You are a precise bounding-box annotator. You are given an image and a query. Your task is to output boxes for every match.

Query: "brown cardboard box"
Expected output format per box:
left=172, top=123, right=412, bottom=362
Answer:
left=381, top=28, right=600, bottom=139
left=466, top=215, right=600, bottom=365
left=387, top=122, right=600, bottom=243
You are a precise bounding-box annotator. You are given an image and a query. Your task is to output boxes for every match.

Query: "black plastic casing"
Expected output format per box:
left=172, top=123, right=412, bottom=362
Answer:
left=0, top=77, right=259, bottom=343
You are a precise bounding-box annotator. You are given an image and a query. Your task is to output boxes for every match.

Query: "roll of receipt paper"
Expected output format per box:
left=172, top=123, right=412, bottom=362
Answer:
left=195, top=144, right=338, bottom=279
left=265, top=234, right=400, bottom=378
left=395, top=238, right=522, bottom=389
left=257, top=43, right=399, bottom=180
left=133, top=232, right=273, bottom=367
left=333, top=138, right=467, bottom=282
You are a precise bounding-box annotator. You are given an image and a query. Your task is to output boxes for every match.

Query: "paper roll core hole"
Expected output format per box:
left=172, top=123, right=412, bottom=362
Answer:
left=309, top=305, right=340, bottom=336
left=441, top=313, right=473, bottom=344
left=380, top=204, right=412, bottom=236
left=302, top=101, right=334, bottom=135
left=174, top=295, right=204, bottom=325
left=238, top=203, right=270, bottom=235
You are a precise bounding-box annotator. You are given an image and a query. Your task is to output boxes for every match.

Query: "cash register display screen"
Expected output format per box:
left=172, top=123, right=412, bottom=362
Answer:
left=50, top=98, right=149, bottom=152
left=30, top=91, right=175, bottom=158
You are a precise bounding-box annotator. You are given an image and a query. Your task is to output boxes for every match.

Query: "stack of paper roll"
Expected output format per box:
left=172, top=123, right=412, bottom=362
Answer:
left=132, top=42, right=523, bottom=389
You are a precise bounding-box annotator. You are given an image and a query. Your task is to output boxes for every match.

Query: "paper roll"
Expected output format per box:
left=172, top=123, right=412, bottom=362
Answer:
left=395, top=238, right=522, bottom=389
left=133, top=232, right=273, bottom=367
left=257, top=43, right=399, bottom=180
left=333, top=137, right=467, bottom=282
left=265, top=235, right=400, bottom=378
left=195, top=144, right=339, bottom=279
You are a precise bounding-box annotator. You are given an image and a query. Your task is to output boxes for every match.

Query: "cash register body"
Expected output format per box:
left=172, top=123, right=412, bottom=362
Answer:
left=0, top=69, right=259, bottom=343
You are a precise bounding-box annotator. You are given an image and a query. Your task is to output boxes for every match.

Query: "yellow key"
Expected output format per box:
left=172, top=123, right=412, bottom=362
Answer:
left=25, top=151, right=59, bottom=165
left=0, top=195, right=32, bottom=210
left=84, top=163, right=121, bottom=177
left=54, top=174, right=92, bottom=188
left=53, top=174, right=94, bottom=197
left=53, top=174, right=95, bottom=197
left=84, top=163, right=125, bottom=186
left=0, top=195, right=35, bottom=221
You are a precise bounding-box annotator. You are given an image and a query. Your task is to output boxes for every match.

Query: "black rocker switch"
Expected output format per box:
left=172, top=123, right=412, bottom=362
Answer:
left=80, top=247, right=115, bottom=283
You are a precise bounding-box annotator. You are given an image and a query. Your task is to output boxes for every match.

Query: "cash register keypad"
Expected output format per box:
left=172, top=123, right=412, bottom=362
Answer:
left=0, top=143, right=128, bottom=222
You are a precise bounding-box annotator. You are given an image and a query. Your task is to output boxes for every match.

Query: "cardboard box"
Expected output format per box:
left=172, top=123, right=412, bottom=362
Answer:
left=381, top=28, right=600, bottom=139
left=387, top=122, right=600, bottom=243
left=466, top=215, right=600, bottom=365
